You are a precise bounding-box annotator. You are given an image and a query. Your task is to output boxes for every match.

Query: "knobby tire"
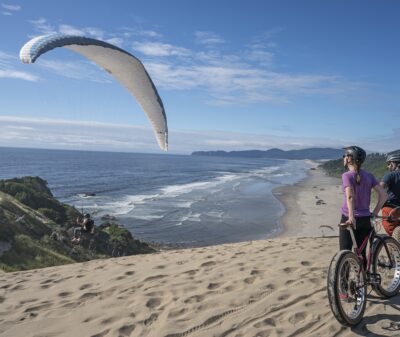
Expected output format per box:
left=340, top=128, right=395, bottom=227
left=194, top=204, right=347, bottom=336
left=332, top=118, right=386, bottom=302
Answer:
left=372, top=236, right=400, bottom=297
left=327, top=250, right=367, bottom=326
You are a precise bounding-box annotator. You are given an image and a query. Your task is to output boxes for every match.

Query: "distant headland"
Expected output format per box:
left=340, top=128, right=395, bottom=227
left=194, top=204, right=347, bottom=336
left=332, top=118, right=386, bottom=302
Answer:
left=191, top=147, right=343, bottom=160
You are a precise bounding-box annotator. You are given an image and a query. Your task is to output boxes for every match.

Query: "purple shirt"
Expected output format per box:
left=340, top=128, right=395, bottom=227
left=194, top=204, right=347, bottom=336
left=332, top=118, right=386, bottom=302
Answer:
left=341, top=169, right=379, bottom=217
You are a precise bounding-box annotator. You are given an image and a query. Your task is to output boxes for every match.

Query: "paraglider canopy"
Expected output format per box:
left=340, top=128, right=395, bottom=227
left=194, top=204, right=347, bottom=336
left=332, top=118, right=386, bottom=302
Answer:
left=20, top=33, right=168, bottom=151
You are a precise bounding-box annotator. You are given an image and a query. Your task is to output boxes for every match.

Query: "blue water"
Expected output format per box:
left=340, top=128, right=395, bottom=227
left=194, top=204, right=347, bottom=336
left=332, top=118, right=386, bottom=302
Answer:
left=0, top=147, right=310, bottom=246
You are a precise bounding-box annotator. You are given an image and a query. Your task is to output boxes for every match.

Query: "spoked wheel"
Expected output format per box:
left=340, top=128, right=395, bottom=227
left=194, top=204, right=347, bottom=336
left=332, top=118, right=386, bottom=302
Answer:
left=327, top=250, right=366, bottom=326
left=372, top=237, right=400, bottom=297
left=392, top=227, right=400, bottom=243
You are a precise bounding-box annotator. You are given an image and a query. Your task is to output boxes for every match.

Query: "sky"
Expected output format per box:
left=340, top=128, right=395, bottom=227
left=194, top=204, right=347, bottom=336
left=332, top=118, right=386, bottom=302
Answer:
left=0, top=0, right=399, bottom=154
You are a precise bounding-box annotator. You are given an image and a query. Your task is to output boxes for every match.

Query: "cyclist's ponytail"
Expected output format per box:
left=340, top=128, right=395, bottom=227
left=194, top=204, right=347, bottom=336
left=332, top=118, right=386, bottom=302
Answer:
left=355, top=163, right=361, bottom=185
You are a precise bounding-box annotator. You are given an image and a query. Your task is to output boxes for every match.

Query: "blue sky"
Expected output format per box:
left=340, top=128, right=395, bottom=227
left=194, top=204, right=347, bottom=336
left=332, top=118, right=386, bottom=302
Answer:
left=0, top=0, right=399, bottom=154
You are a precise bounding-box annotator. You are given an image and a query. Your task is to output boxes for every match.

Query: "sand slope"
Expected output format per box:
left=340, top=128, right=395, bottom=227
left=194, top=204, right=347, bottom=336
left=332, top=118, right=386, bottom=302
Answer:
left=1, top=236, right=400, bottom=337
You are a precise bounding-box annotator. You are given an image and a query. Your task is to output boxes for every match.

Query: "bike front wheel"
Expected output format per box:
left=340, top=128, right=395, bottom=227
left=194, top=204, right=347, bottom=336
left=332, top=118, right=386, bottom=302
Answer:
left=327, top=250, right=367, bottom=326
left=372, top=236, right=400, bottom=297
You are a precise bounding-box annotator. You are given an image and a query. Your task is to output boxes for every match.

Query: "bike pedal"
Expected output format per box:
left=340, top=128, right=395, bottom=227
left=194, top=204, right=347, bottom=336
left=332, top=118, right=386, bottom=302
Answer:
left=369, top=273, right=382, bottom=285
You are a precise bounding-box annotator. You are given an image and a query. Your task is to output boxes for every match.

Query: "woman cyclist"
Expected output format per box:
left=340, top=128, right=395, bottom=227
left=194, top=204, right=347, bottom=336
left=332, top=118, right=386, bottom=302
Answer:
left=380, top=151, right=400, bottom=236
left=340, top=146, right=387, bottom=258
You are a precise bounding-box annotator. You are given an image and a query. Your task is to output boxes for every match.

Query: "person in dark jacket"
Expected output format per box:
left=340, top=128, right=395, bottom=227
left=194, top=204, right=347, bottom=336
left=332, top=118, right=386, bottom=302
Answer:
left=380, top=151, right=400, bottom=235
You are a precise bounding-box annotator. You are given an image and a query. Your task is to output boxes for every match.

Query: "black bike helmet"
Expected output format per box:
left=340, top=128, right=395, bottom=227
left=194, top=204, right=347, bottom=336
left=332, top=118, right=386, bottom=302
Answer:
left=386, top=151, right=400, bottom=163
left=342, top=146, right=366, bottom=164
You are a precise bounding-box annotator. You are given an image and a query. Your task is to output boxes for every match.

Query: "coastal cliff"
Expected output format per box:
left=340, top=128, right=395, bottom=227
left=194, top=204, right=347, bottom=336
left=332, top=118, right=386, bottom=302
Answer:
left=0, top=177, right=155, bottom=272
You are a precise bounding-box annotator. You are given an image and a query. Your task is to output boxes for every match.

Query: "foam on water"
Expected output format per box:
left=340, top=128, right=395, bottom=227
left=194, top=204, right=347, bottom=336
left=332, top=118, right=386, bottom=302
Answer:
left=0, top=148, right=313, bottom=246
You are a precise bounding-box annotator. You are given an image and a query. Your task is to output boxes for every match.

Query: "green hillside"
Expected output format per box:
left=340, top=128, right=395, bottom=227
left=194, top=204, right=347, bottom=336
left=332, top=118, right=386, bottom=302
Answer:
left=0, top=177, right=156, bottom=272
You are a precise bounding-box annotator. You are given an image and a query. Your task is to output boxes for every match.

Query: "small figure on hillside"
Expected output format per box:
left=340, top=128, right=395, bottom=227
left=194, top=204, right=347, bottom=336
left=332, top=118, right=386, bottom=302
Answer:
left=72, top=213, right=95, bottom=244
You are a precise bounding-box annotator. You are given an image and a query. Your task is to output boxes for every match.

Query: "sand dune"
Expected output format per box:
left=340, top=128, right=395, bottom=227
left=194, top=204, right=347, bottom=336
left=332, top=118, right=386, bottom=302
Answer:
left=1, top=167, right=400, bottom=337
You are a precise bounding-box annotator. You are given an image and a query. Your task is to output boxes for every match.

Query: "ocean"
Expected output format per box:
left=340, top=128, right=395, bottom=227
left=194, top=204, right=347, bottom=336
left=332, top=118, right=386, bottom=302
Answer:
left=0, top=147, right=311, bottom=247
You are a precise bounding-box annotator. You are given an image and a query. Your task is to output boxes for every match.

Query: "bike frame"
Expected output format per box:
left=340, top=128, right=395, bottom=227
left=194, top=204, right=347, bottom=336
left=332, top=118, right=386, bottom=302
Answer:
left=344, top=216, right=399, bottom=283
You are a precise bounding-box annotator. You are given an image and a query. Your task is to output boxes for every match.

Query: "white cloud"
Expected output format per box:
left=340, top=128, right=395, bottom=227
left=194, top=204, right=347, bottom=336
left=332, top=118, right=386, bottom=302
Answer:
left=145, top=58, right=350, bottom=105
left=37, top=60, right=111, bottom=83
left=195, top=31, right=225, bottom=46
left=58, top=24, right=86, bottom=36
left=0, top=51, right=39, bottom=81
left=25, top=19, right=363, bottom=106
left=121, top=27, right=162, bottom=39
left=58, top=24, right=106, bottom=40
left=245, top=48, right=274, bottom=66
left=105, top=37, right=124, bottom=47
left=0, top=69, right=39, bottom=81
left=1, top=3, right=21, bottom=11
left=0, top=116, right=396, bottom=154
left=133, top=42, right=190, bottom=57
left=29, top=18, right=55, bottom=35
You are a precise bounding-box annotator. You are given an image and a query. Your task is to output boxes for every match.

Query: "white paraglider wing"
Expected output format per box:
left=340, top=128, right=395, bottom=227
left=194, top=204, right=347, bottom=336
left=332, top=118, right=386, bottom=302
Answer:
left=20, top=34, right=168, bottom=151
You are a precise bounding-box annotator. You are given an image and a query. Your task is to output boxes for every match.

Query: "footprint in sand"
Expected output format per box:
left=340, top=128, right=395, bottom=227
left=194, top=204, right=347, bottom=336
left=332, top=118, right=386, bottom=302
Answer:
left=40, top=279, right=53, bottom=285
left=263, top=283, right=275, bottom=291
left=144, top=313, right=158, bottom=326
left=80, top=292, right=100, bottom=300
left=282, top=267, right=296, bottom=273
left=82, top=316, right=95, bottom=323
left=146, top=298, right=161, bottom=309
left=79, top=283, right=92, bottom=290
left=183, top=269, right=198, bottom=276
left=254, top=317, right=276, bottom=328
left=118, top=324, right=135, bottom=336
left=288, top=312, right=307, bottom=324
left=301, top=261, right=311, bottom=266
left=58, top=291, right=72, bottom=298
left=278, top=293, right=290, bottom=301
left=200, top=261, right=217, bottom=268
left=184, top=294, right=205, bottom=304
left=24, top=303, right=51, bottom=313
left=244, top=276, right=256, bottom=284
left=168, top=308, right=187, bottom=318
left=125, top=271, right=135, bottom=276
left=100, top=317, right=118, bottom=325
left=207, top=283, right=221, bottom=290
left=223, top=285, right=236, bottom=292
left=144, top=275, right=167, bottom=282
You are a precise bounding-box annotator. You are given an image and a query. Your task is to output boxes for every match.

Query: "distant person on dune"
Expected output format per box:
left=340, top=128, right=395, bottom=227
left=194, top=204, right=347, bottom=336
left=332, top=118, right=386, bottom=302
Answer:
left=380, top=151, right=400, bottom=236
left=72, top=213, right=95, bottom=244
left=339, top=146, right=387, bottom=260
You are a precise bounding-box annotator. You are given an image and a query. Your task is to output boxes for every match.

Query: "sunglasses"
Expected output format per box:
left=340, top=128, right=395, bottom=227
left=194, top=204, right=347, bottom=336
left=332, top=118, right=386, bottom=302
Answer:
left=342, top=154, right=352, bottom=158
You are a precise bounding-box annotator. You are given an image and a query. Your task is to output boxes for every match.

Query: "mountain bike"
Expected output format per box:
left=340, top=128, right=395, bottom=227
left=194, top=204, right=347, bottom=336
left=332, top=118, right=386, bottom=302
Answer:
left=327, top=215, right=400, bottom=326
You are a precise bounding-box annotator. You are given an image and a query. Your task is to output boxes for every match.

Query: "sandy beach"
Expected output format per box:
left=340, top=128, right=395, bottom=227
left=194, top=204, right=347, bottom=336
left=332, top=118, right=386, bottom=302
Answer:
left=1, top=166, right=400, bottom=337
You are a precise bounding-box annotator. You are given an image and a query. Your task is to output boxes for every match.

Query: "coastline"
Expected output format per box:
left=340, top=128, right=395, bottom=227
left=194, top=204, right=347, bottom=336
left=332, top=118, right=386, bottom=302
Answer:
left=273, top=163, right=342, bottom=238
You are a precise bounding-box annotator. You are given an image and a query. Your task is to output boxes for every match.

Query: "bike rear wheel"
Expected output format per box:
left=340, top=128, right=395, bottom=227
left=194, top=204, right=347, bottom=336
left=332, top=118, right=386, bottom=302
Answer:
left=327, top=250, right=366, bottom=326
left=372, top=236, right=400, bottom=297
left=392, top=226, right=400, bottom=243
